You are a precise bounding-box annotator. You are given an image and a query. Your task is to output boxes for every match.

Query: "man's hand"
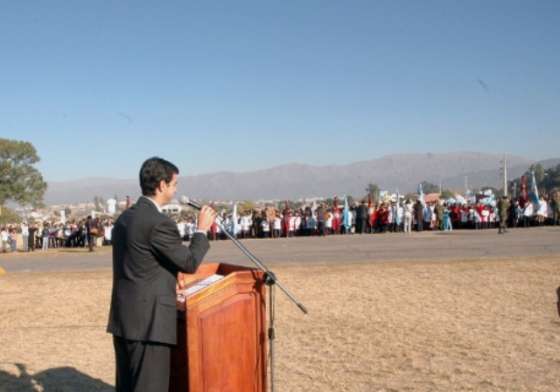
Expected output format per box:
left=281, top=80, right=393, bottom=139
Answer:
left=197, top=205, right=217, bottom=232
left=176, top=272, right=185, bottom=290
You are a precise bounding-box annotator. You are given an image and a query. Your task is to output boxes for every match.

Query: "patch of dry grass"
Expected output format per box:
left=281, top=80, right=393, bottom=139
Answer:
left=1, top=257, right=560, bottom=391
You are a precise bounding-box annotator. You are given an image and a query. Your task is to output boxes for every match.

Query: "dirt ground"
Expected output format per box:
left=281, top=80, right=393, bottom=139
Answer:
left=1, top=255, right=559, bottom=391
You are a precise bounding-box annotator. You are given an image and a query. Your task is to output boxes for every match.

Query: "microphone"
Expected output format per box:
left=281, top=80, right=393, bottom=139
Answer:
left=180, top=196, right=202, bottom=210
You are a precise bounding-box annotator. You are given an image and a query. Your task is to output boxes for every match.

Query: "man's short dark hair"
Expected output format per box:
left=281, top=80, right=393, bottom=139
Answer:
left=139, top=157, right=179, bottom=196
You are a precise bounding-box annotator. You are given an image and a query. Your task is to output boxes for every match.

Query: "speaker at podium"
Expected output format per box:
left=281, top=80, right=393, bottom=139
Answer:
left=170, top=262, right=267, bottom=392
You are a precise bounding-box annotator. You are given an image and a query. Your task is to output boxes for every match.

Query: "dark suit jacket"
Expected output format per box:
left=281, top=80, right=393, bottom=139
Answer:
left=107, top=197, right=209, bottom=345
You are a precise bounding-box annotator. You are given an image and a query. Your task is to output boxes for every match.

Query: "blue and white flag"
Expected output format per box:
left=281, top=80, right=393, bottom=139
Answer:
left=417, top=183, right=425, bottom=206
left=231, top=203, right=239, bottom=235
left=529, top=171, right=540, bottom=205
left=342, top=196, right=351, bottom=230
left=395, top=190, right=401, bottom=225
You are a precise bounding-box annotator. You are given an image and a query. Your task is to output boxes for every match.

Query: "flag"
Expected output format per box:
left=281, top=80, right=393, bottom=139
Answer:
left=417, top=183, right=425, bottom=205
left=231, top=203, right=239, bottom=235
left=342, top=196, right=351, bottom=231
left=395, top=190, right=401, bottom=225
left=529, top=171, right=540, bottom=205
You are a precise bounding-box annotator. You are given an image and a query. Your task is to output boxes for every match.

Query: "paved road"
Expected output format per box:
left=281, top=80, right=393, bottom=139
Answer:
left=1, top=227, right=559, bottom=273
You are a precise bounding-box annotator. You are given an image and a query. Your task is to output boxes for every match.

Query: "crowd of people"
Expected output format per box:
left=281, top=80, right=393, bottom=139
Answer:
left=1, top=193, right=559, bottom=252
left=199, top=194, right=559, bottom=241
left=0, top=217, right=114, bottom=253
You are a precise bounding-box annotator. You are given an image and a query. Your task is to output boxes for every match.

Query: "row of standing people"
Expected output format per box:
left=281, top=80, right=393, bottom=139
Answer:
left=193, top=196, right=559, bottom=240
left=0, top=217, right=115, bottom=253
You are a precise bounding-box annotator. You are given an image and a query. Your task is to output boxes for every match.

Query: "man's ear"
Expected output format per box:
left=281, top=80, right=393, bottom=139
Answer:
left=155, top=180, right=165, bottom=195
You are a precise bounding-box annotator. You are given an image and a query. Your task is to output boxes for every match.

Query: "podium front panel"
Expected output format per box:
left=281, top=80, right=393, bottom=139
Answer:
left=171, top=263, right=266, bottom=392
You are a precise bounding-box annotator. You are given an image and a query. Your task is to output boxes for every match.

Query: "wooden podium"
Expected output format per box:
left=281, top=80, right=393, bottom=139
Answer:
left=170, top=263, right=267, bottom=392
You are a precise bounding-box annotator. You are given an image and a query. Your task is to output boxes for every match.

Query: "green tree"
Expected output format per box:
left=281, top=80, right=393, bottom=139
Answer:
left=528, top=163, right=545, bottom=183
left=0, top=206, right=22, bottom=224
left=420, top=181, right=439, bottom=194
left=440, top=189, right=455, bottom=199
left=0, top=138, right=47, bottom=212
left=93, top=196, right=105, bottom=212
left=543, top=164, right=560, bottom=192
left=238, top=200, right=256, bottom=214
left=510, top=163, right=560, bottom=197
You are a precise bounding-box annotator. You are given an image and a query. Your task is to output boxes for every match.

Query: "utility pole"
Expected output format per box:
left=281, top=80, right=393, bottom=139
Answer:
left=502, top=154, right=508, bottom=196
left=464, top=176, right=468, bottom=194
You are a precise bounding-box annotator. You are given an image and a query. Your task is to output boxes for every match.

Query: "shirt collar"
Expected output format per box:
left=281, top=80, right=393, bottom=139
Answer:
left=143, top=196, right=163, bottom=213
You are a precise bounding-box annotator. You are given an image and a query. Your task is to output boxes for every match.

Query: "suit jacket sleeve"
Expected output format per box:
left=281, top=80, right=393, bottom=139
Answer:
left=150, top=219, right=210, bottom=273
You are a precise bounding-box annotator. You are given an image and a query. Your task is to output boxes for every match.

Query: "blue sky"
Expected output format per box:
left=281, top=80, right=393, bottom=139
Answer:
left=1, top=1, right=559, bottom=181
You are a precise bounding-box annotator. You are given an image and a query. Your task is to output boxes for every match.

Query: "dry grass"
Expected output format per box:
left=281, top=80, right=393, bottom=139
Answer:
left=1, top=257, right=559, bottom=391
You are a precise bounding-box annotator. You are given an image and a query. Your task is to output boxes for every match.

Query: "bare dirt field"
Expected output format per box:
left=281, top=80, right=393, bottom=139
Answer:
left=1, top=252, right=560, bottom=391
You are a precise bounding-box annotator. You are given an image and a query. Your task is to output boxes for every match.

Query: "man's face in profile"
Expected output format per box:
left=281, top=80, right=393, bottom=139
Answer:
left=160, top=173, right=178, bottom=204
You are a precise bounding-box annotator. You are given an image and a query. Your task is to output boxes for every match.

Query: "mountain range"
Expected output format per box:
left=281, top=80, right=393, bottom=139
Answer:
left=44, top=152, right=559, bottom=205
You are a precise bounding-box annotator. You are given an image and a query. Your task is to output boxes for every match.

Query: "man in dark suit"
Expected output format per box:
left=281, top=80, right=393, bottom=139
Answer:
left=356, top=200, right=368, bottom=234
left=107, top=157, right=216, bottom=392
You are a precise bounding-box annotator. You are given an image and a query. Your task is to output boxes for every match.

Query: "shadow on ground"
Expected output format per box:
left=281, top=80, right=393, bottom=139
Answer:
left=0, top=363, right=113, bottom=391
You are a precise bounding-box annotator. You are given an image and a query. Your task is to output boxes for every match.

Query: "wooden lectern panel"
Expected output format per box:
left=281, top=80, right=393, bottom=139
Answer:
left=170, top=263, right=267, bottom=392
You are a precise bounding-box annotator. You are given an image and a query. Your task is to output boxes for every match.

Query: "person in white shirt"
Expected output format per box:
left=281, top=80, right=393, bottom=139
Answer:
left=288, top=215, right=296, bottom=237
left=177, top=220, right=186, bottom=240
left=523, top=202, right=534, bottom=227
left=240, top=214, right=252, bottom=239
left=536, top=198, right=548, bottom=225
left=325, top=211, right=333, bottom=235
left=403, top=201, right=413, bottom=234
left=481, top=208, right=490, bottom=229
left=0, top=227, right=9, bottom=252
left=185, top=219, right=196, bottom=240
left=273, top=216, right=282, bottom=238
left=21, top=222, right=29, bottom=252
left=293, top=214, right=302, bottom=236
left=261, top=219, right=270, bottom=237
left=396, top=204, right=404, bottom=232
left=104, top=221, right=114, bottom=245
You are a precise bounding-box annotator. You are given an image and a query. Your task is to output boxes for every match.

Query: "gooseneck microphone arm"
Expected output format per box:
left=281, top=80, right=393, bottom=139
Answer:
left=181, top=197, right=308, bottom=315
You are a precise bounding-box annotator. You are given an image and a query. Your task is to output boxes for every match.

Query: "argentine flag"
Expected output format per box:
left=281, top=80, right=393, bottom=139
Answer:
left=342, top=196, right=351, bottom=231
left=395, top=191, right=401, bottom=226
left=230, top=203, right=240, bottom=236
left=529, top=171, right=540, bottom=205
left=417, top=183, right=425, bottom=206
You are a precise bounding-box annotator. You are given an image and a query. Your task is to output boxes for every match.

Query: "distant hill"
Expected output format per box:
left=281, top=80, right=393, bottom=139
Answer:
left=44, top=152, right=557, bottom=205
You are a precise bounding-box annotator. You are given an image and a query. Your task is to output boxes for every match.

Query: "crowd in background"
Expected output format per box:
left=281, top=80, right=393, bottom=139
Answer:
left=2, top=192, right=559, bottom=252
left=0, top=217, right=114, bottom=253
left=199, top=194, right=559, bottom=241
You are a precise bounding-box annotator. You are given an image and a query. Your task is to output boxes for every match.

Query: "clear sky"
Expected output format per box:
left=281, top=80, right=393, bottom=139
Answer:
left=1, top=1, right=559, bottom=181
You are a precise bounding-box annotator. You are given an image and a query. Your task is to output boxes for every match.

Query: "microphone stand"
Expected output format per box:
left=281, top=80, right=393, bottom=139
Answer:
left=182, top=199, right=308, bottom=392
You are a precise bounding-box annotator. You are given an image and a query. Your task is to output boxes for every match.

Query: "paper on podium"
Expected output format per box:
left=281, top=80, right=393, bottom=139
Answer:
left=177, top=274, right=224, bottom=305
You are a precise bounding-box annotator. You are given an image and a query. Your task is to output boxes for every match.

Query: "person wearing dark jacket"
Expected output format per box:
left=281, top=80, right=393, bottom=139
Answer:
left=497, top=196, right=510, bottom=234
left=356, top=201, right=368, bottom=234
left=107, top=157, right=216, bottom=392
left=414, top=200, right=424, bottom=231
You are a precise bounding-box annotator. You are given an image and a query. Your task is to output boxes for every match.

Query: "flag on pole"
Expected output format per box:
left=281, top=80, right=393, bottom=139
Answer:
left=529, top=171, right=540, bottom=205
left=231, top=203, right=239, bottom=236
left=342, top=196, right=351, bottom=231
left=417, top=183, right=425, bottom=206
left=395, top=190, right=401, bottom=226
